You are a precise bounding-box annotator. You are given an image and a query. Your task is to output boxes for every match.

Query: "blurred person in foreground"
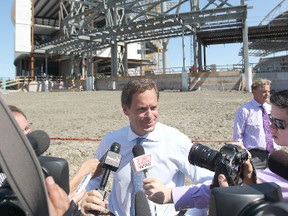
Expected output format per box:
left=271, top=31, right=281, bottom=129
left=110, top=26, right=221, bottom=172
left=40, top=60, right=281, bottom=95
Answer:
left=1, top=105, right=103, bottom=215
left=0, top=105, right=33, bottom=186
left=81, top=78, right=213, bottom=216
left=233, top=78, right=281, bottom=169
left=2, top=105, right=101, bottom=194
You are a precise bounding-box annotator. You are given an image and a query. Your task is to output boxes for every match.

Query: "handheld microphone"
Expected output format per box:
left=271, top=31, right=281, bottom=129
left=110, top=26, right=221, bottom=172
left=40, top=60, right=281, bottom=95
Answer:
left=135, top=190, right=152, bottom=216
left=268, top=150, right=288, bottom=181
left=131, top=144, right=153, bottom=177
left=98, top=142, right=122, bottom=196
left=27, top=130, right=50, bottom=156
left=131, top=144, right=153, bottom=194
left=90, top=142, right=122, bottom=215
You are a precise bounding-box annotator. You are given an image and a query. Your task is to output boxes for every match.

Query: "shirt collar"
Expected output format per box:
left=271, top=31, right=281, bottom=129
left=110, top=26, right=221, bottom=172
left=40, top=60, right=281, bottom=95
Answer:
left=127, top=123, right=160, bottom=143
left=251, top=98, right=267, bottom=108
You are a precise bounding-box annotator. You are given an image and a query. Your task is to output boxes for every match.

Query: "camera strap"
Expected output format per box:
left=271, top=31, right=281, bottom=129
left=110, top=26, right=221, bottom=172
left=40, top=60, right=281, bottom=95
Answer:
left=0, top=96, right=50, bottom=216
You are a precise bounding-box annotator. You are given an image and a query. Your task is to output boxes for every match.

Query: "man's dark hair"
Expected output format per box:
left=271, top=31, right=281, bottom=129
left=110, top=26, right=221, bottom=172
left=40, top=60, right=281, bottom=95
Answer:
left=121, top=79, right=159, bottom=108
left=9, top=105, right=27, bottom=119
left=270, top=90, right=288, bottom=112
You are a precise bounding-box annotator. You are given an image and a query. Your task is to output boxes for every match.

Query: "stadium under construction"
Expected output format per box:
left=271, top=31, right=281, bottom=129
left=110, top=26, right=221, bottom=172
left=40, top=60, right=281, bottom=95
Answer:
left=7, top=0, right=288, bottom=91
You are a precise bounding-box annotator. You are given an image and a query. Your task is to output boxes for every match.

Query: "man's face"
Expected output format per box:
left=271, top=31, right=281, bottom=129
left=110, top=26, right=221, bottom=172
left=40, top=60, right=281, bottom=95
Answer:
left=12, top=112, right=32, bottom=134
left=252, top=84, right=270, bottom=104
left=270, top=104, right=288, bottom=146
left=122, top=89, right=158, bottom=136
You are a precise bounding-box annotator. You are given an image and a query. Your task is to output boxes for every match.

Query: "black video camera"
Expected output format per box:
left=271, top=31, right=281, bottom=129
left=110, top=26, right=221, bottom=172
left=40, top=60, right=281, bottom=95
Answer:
left=188, top=143, right=249, bottom=188
left=0, top=156, right=70, bottom=215
left=209, top=182, right=287, bottom=216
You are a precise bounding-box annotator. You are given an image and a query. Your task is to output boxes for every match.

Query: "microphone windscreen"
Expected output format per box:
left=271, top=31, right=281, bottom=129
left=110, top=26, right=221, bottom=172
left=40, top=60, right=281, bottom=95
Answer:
left=133, top=144, right=145, bottom=157
left=135, top=190, right=152, bottom=216
left=110, top=142, right=121, bottom=153
left=268, top=150, right=288, bottom=181
left=27, top=130, right=50, bottom=156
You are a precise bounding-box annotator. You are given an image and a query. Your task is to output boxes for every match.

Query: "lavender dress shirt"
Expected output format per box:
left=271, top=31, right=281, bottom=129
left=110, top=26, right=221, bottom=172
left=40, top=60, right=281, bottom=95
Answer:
left=233, top=99, right=281, bottom=151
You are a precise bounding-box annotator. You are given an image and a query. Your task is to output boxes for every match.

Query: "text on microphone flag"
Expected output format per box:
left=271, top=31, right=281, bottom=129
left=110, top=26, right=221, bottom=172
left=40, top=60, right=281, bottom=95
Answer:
left=132, top=154, right=152, bottom=172
left=105, top=152, right=122, bottom=167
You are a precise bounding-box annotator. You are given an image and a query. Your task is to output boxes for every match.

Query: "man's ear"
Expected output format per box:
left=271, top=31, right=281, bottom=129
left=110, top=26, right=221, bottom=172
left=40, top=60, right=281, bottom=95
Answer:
left=122, top=105, right=128, bottom=116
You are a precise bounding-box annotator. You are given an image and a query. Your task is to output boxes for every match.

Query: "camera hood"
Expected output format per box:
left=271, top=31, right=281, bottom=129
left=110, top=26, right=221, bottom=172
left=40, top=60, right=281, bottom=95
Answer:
left=209, top=182, right=283, bottom=216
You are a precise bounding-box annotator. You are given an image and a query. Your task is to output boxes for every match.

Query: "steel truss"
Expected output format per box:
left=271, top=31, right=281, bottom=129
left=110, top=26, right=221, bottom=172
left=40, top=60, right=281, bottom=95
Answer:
left=34, top=0, right=248, bottom=77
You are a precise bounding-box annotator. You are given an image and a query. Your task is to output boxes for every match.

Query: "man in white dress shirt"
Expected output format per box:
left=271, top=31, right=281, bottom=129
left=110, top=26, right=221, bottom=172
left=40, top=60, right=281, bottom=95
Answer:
left=81, top=78, right=213, bottom=216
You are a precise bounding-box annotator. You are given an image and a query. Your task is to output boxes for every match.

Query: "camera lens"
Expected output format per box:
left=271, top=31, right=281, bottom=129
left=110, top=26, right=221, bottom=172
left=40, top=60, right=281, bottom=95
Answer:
left=188, top=143, right=219, bottom=172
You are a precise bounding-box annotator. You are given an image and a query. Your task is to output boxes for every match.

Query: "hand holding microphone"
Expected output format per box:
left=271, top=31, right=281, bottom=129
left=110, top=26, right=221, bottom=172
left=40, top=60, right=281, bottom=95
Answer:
left=81, top=189, right=109, bottom=216
left=98, top=142, right=122, bottom=198
left=88, top=142, right=122, bottom=215
left=143, top=177, right=173, bottom=204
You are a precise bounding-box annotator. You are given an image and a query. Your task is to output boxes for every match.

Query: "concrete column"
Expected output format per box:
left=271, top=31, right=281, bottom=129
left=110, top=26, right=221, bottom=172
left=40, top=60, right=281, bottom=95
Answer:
left=182, top=30, right=188, bottom=91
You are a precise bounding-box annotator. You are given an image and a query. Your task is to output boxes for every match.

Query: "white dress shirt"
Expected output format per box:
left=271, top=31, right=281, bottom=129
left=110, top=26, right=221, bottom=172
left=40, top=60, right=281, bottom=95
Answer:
left=87, top=122, right=214, bottom=216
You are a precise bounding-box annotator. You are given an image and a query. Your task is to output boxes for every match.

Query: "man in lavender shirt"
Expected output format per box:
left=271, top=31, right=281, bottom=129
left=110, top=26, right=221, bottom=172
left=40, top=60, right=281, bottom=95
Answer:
left=220, top=89, right=288, bottom=199
left=144, top=89, right=288, bottom=213
left=233, top=78, right=281, bottom=169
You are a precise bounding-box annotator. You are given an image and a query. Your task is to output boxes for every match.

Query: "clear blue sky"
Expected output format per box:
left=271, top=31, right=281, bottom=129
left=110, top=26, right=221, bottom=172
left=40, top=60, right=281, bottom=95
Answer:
left=168, top=0, right=286, bottom=69
left=0, top=0, right=285, bottom=79
left=0, top=0, right=14, bottom=79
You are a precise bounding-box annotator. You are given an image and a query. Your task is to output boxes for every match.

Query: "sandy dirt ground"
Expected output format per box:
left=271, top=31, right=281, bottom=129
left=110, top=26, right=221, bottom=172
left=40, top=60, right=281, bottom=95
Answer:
left=1, top=89, right=251, bottom=180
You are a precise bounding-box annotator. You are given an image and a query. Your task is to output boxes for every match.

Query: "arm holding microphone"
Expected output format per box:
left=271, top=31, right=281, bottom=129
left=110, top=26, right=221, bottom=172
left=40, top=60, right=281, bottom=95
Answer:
left=80, top=190, right=109, bottom=216
left=143, top=177, right=173, bottom=204
left=70, top=159, right=103, bottom=193
left=136, top=142, right=211, bottom=210
left=80, top=142, right=122, bottom=215
left=143, top=142, right=259, bottom=211
left=143, top=176, right=213, bottom=210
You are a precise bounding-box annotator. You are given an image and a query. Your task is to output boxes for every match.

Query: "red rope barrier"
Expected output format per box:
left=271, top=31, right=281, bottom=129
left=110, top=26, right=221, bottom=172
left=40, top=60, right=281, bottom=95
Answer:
left=192, top=140, right=234, bottom=143
left=50, top=137, right=232, bottom=143
left=50, top=137, right=102, bottom=142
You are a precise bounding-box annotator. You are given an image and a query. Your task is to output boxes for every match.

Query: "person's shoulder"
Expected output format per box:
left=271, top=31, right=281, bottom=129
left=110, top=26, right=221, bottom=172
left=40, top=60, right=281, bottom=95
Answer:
left=102, top=125, right=129, bottom=141
left=236, top=100, right=255, bottom=113
left=157, top=122, right=178, bottom=131
left=157, top=122, right=187, bottom=136
left=239, top=99, right=254, bottom=108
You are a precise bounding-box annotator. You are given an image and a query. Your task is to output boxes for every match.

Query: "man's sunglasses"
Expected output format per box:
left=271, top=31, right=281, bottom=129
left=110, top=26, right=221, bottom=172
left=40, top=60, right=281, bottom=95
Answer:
left=268, top=114, right=287, bottom=130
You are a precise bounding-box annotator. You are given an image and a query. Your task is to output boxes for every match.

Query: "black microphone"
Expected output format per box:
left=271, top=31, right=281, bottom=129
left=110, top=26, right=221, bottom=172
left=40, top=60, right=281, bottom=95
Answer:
left=131, top=144, right=154, bottom=201
left=98, top=142, right=122, bottom=193
left=268, top=150, right=288, bottom=181
left=132, top=144, right=145, bottom=157
left=135, top=190, right=152, bottom=216
left=89, top=142, right=122, bottom=215
left=27, top=130, right=50, bottom=156
left=132, top=144, right=153, bottom=178
left=131, top=145, right=152, bottom=216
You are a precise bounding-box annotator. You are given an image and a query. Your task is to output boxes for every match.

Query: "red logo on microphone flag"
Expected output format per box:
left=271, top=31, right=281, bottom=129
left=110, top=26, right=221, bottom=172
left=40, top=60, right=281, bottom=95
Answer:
left=132, top=154, right=152, bottom=172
